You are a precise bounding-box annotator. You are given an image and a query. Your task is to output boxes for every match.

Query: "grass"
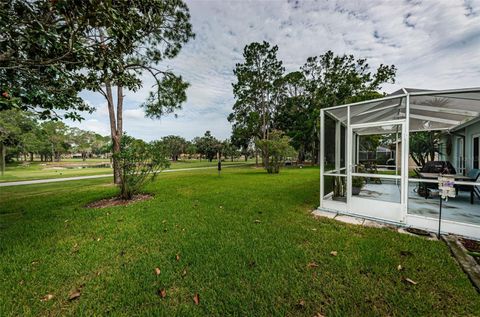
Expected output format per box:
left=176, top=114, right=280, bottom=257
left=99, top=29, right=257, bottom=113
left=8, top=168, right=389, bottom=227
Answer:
left=0, top=166, right=479, bottom=316
left=0, top=159, right=253, bottom=183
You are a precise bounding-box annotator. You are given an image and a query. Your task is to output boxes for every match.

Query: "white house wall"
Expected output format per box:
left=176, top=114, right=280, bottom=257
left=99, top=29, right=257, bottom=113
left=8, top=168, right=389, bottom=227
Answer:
left=465, top=120, right=480, bottom=172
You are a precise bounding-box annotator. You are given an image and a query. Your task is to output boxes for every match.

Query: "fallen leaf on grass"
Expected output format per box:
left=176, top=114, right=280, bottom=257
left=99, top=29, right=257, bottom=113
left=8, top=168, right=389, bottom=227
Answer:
left=397, top=264, right=403, bottom=271
left=176, top=254, right=180, bottom=261
left=182, top=269, right=187, bottom=277
left=314, top=313, right=325, bottom=317
left=68, top=290, right=81, bottom=301
left=254, top=220, right=261, bottom=223
left=307, top=262, right=319, bottom=268
left=154, top=267, right=161, bottom=275
left=193, top=293, right=200, bottom=305
left=330, top=251, right=338, bottom=256
left=405, top=278, right=417, bottom=285
left=158, top=288, right=167, bottom=298
left=41, top=294, right=54, bottom=302
left=296, top=299, right=305, bottom=308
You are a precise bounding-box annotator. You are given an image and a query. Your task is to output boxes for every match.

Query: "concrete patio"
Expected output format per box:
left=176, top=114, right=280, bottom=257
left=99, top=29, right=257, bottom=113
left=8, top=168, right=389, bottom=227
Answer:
left=358, top=181, right=480, bottom=225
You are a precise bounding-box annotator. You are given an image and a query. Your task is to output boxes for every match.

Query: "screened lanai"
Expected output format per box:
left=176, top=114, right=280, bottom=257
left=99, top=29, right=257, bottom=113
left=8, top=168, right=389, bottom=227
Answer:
left=319, top=87, right=480, bottom=239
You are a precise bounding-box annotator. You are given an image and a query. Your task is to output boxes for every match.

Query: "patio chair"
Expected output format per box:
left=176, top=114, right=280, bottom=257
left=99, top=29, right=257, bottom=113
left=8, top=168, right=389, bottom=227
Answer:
left=455, top=169, right=480, bottom=204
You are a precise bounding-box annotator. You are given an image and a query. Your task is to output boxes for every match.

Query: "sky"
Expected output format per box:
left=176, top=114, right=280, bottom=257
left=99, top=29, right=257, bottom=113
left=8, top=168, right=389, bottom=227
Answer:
left=69, top=0, right=480, bottom=141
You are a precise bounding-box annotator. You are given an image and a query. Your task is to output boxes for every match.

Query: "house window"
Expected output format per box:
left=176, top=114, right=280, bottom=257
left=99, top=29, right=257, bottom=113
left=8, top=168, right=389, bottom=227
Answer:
left=474, top=136, right=480, bottom=169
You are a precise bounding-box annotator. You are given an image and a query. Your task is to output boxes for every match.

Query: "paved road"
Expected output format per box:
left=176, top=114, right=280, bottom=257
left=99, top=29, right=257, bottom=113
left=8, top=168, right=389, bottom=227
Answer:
left=0, top=164, right=249, bottom=187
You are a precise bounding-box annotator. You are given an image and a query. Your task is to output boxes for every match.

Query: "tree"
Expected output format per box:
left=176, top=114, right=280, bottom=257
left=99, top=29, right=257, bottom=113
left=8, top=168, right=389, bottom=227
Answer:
left=222, top=139, right=240, bottom=162
left=78, top=1, right=194, bottom=184
left=273, top=71, right=312, bottom=163
left=114, top=135, right=169, bottom=200
left=300, top=51, right=396, bottom=163
left=1, top=1, right=195, bottom=188
left=0, top=109, right=37, bottom=173
left=162, top=135, right=187, bottom=161
left=256, top=130, right=296, bottom=174
left=231, top=126, right=255, bottom=162
left=409, top=131, right=441, bottom=167
left=194, top=131, right=221, bottom=162
left=229, top=41, right=284, bottom=169
left=91, top=134, right=111, bottom=158
left=184, top=141, right=197, bottom=159
left=40, top=121, right=70, bottom=162
left=1, top=1, right=100, bottom=119
left=70, top=128, right=98, bottom=161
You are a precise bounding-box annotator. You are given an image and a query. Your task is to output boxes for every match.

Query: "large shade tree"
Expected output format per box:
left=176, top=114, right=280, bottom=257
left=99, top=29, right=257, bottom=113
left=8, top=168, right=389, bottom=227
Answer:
left=229, top=41, right=284, bottom=171
left=78, top=1, right=194, bottom=183
left=1, top=0, right=194, bottom=185
left=273, top=71, right=312, bottom=163
left=162, top=135, right=187, bottom=161
left=194, top=131, right=221, bottom=162
left=300, top=51, right=397, bottom=163
left=0, top=109, right=36, bottom=174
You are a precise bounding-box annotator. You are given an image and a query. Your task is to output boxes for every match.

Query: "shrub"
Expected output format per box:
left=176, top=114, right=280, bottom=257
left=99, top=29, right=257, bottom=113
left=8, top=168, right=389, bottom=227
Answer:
left=256, top=130, right=296, bottom=174
left=352, top=176, right=365, bottom=188
left=114, top=136, right=170, bottom=200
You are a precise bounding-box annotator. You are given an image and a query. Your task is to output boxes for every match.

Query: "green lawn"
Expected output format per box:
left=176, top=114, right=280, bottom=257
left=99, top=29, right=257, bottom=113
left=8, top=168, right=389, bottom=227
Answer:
left=1, top=166, right=479, bottom=316
left=0, top=159, right=253, bottom=183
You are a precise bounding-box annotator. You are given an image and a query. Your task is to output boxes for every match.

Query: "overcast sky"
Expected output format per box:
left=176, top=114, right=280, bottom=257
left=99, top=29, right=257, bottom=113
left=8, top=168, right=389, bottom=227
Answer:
left=69, top=0, right=480, bottom=141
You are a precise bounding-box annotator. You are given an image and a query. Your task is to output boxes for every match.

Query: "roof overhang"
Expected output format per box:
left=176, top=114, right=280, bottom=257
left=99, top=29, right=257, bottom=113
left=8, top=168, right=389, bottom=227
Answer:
left=324, top=87, right=480, bottom=135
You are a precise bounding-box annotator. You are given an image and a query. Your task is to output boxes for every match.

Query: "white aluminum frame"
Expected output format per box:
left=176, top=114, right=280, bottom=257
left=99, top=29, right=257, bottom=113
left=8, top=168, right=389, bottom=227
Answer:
left=319, top=87, right=480, bottom=239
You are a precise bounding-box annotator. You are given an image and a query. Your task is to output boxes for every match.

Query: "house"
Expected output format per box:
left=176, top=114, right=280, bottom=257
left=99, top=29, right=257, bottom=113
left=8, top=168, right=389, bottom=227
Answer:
left=439, top=119, right=480, bottom=174
left=319, top=87, right=480, bottom=239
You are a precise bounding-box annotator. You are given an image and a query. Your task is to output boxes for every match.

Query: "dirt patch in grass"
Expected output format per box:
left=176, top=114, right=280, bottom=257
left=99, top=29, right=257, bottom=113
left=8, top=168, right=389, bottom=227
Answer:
left=86, top=194, right=152, bottom=208
left=460, top=238, right=480, bottom=265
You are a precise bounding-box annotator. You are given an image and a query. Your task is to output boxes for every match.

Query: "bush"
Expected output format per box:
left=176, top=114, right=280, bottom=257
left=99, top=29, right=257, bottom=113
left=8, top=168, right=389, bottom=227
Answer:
left=256, top=130, right=296, bottom=174
left=114, top=136, right=170, bottom=200
left=352, top=176, right=365, bottom=188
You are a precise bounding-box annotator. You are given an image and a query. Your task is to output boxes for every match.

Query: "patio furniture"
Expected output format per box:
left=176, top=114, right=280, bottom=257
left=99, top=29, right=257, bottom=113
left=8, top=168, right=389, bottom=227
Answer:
left=416, top=161, right=457, bottom=198
left=420, top=161, right=456, bottom=174
left=455, top=169, right=480, bottom=204
left=419, top=172, right=476, bottom=203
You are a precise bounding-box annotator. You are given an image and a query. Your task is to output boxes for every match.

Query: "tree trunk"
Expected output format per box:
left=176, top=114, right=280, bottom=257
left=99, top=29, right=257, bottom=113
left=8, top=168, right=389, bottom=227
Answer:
left=0, top=143, right=5, bottom=176
left=30, top=152, right=34, bottom=162
left=105, top=80, right=123, bottom=184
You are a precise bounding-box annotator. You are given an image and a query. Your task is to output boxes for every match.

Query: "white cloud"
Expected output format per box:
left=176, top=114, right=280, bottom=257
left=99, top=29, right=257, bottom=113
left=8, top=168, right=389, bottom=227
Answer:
left=69, top=119, right=110, bottom=136
left=77, top=0, right=480, bottom=141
